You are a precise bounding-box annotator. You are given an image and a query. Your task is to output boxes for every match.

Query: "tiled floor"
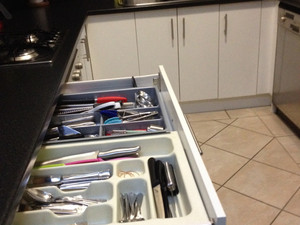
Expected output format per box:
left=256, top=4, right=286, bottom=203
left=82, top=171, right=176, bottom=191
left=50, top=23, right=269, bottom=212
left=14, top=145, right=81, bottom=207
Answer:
left=186, top=106, right=300, bottom=225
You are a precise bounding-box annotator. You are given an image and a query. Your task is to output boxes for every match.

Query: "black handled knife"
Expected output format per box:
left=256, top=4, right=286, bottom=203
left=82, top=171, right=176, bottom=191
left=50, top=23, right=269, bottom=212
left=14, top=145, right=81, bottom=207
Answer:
left=148, top=157, right=165, bottom=218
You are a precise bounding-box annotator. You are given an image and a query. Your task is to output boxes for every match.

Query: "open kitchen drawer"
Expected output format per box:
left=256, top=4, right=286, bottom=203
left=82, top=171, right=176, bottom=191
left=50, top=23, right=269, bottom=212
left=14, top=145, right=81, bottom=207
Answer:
left=13, top=66, right=226, bottom=225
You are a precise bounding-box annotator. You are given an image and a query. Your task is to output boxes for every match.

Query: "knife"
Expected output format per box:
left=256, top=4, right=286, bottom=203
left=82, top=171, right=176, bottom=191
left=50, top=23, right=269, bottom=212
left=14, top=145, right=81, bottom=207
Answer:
left=58, top=96, right=128, bottom=105
left=39, top=146, right=141, bottom=166
left=148, top=157, right=165, bottom=218
left=155, top=160, right=172, bottom=218
left=37, top=157, right=136, bottom=168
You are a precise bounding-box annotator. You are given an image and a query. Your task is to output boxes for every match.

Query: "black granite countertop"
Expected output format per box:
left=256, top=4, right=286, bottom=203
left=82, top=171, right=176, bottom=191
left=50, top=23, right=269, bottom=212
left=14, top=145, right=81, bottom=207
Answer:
left=0, top=0, right=299, bottom=224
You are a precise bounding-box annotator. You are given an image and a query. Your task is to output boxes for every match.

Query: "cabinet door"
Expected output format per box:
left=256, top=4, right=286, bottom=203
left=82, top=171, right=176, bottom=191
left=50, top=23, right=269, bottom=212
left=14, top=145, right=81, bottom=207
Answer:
left=219, top=2, right=261, bottom=98
left=257, top=0, right=278, bottom=94
left=178, top=5, right=219, bottom=101
left=135, top=9, right=179, bottom=98
left=86, top=13, right=139, bottom=79
left=79, top=26, right=94, bottom=80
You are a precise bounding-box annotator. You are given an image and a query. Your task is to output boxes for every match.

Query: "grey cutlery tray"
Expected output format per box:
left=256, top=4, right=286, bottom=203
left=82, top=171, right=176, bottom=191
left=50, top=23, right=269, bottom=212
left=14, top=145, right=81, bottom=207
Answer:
left=13, top=133, right=210, bottom=225
left=44, top=87, right=171, bottom=144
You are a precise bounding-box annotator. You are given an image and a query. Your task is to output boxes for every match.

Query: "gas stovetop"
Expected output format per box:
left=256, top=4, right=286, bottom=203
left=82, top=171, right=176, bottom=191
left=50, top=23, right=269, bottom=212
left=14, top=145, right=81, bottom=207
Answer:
left=0, top=29, right=63, bottom=66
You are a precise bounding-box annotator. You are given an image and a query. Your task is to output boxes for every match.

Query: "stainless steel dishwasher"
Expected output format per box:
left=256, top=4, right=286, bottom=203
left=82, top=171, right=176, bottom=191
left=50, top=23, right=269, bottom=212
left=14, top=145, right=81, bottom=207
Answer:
left=273, top=3, right=300, bottom=136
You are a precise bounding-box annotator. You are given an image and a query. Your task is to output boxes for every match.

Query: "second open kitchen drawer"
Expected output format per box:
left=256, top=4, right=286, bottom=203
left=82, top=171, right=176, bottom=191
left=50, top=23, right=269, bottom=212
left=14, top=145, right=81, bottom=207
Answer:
left=13, top=66, right=225, bottom=225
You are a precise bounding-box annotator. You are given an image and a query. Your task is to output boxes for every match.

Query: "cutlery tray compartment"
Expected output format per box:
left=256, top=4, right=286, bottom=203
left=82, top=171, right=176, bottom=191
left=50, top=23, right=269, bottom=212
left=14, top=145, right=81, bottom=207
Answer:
left=13, top=133, right=210, bottom=225
left=45, top=87, right=171, bottom=144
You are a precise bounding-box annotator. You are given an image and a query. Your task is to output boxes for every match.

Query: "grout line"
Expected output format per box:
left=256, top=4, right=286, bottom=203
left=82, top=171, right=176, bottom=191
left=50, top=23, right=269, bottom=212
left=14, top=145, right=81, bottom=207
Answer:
left=257, top=114, right=276, bottom=137
left=200, top=118, right=237, bottom=147
left=270, top=186, right=300, bottom=224
left=251, top=158, right=300, bottom=177
left=218, top=186, right=282, bottom=211
left=216, top=137, right=274, bottom=190
left=276, top=136, right=300, bottom=167
left=229, top=122, right=274, bottom=138
left=224, top=110, right=231, bottom=119
left=194, top=107, right=300, bottom=223
left=203, top=143, right=250, bottom=160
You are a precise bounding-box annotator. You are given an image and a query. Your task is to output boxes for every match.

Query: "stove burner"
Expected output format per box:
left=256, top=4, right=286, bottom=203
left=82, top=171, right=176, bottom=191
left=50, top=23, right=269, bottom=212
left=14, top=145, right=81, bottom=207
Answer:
left=0, top=29, right=64, bottom=66
left=13, top=48, right=39, bottom=62
left=26, top=34, right=39, bottom=44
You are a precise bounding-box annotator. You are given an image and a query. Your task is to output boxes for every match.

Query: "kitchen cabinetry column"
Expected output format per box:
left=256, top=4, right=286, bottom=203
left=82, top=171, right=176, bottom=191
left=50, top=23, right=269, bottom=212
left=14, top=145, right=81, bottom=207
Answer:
left=86, top=13, right=139, bottom=79
left=135, top=9, right=180, bottom=98
left=178, top=5, right=219, bottom=101
left=219, top=1, right=261, bottom=98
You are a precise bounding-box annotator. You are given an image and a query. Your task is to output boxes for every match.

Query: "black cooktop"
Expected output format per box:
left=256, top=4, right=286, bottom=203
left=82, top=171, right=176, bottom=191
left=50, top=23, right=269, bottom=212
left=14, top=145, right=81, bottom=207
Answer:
left=0, top=29, right=63, bottom=66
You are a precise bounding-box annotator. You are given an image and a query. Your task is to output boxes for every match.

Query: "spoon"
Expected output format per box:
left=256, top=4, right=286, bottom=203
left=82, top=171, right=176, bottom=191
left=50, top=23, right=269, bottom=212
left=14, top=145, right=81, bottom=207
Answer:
left=135, top=193, right=144, bottom=221
left=136, top=91, right=153, bottom=107
left=25, top=188, right=55, bottom=204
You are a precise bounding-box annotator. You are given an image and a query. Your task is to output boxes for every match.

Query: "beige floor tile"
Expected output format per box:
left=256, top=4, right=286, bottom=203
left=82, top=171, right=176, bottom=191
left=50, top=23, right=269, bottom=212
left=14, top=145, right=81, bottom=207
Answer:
left=231, top=117, right=273, bottom=136
left=201, top=145, right=248, bottom=185
left=254, top=139, right=300, bottom=175
left=206, top=126, right=272, bottom=158
left=189, top=121, right=227, bottom=143
left=284, top=189, right=300, bottom=216
left=252, top=106, right=274, bottom=116
left=277, top=136, right=300, bottom=164
left=186, top=110, right=229, bottom=122
left=217, top=187, right=279, bottom=225
left=213, top=182, right=221, bottom=191
left=225, top=161, right=300, bottom=208
left=260, top=114, right=294, bottom=136
left=272, top=211, right=300, bottom=225
left=226, top=108, right=257, bottom=118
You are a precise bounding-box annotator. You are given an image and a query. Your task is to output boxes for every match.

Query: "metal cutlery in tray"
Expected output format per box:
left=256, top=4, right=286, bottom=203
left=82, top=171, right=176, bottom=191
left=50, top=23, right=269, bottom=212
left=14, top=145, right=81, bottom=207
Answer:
left=14, top=132, right=210, bottom=225
left=44, top=87, right=170, bottom=143
left=13, top=75, right=216, bottom=225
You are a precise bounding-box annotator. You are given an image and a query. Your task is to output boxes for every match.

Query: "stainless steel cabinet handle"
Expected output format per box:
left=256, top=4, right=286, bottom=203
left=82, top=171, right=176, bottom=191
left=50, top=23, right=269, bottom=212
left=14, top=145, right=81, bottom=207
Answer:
left=82, top=35, right=91, bottom=62
left=171, top=18, right=174, bottom=41
left=183, top=17, right=186, bottom=40
left=290, top=24, right=299, bottom=33
left=224, top=14, right=228, bottom=41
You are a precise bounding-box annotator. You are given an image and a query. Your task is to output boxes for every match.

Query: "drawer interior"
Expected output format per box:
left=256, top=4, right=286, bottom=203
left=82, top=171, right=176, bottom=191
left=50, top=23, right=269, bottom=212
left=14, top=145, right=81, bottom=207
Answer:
left=13, top=78, right=213, bottom=225
left=44, top=87, right=172, bottom=144
left=13, top=133, right=210, bottom=225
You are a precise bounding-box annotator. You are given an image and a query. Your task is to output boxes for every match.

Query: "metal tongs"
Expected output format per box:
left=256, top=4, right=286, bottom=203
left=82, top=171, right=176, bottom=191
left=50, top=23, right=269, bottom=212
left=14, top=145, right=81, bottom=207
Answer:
left=104, top=111, right=159, bottom=124
left=120, top=192, right=144, bottom=222
left=121, top=111, right=158, bottom=122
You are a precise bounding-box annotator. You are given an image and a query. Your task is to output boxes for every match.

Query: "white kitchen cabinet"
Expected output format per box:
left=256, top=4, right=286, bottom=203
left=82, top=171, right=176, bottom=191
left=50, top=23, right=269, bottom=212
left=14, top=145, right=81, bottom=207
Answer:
left=80, top=26, right=94, bottom=81
left=68, top=26, right=94, bottom=82
left=86, top=13, right=139, bottom=79
left=178, top=5, right=219, bottom=101
left=219, top=1, right=261, bottom=98
left=85, top=2, right=270, bottom=104
left=257, top=0, right=278, bottom=94
left=135, top=9, right=180, bottom=98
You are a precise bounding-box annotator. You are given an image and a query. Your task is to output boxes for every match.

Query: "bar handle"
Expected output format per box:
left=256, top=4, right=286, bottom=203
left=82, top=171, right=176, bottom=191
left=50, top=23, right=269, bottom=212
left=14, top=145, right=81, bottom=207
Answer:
left=183, top=17, right=186, bottom=40
left=171, top=18, right=174, bottom=41
left=224, top=14, right=228, bottom=41
left=290, top=24, right=299, bottom=33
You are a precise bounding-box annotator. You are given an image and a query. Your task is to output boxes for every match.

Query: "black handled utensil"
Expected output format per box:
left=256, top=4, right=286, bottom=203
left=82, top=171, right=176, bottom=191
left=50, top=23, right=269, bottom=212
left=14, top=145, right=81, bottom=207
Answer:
left=155, top=160, right=172, bottom=218
left=148, top=158, right=165, bottom=218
